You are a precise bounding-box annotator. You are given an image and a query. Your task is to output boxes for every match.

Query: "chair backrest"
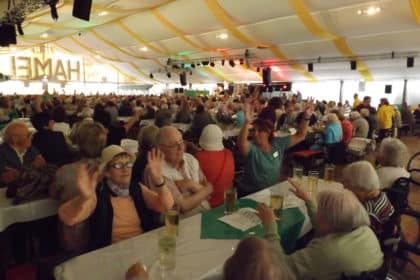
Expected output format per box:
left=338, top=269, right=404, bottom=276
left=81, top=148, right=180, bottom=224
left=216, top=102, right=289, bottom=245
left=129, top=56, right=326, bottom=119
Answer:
left=384, top=177, right=410, bottom=212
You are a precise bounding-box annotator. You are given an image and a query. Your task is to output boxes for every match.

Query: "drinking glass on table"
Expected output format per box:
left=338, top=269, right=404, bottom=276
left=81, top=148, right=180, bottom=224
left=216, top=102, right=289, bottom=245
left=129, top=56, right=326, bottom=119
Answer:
left=324, top=164, right=335, bottom=182
left=165, top=208, right=179, bottom=236
left=270, top=190, right=284, bottom=219
left=307, top=171, right=319, bottom=198
left=224, top=187, right=237, bottom=214
left=293, top=166, right=304, bottom=183
left=158, top=230, right=176, bottom=271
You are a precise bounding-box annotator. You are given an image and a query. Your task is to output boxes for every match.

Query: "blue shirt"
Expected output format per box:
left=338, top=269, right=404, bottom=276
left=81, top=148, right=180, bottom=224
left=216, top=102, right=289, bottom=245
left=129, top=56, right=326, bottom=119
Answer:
left=324, top=123, right=342, bottom=144
left=240, top=136, right=290, bottom=194
left=234, top=111, right=245, bottom=128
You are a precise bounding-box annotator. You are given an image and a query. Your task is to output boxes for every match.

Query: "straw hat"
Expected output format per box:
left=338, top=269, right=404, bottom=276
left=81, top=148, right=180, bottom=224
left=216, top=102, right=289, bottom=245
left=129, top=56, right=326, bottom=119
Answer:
left=199, top=124, right=224, bottom=151
left=99, top=145, right=132, bottom=172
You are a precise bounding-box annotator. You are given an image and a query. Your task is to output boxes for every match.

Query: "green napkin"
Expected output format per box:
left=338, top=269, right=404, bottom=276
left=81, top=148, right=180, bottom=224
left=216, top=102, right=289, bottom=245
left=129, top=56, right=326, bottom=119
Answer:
left=200, top=199, right=305, bottom=254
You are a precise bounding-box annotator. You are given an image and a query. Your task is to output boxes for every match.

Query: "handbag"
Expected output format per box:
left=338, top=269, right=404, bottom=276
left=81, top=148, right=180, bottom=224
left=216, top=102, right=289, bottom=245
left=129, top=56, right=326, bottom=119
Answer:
left=6, top=164, right=58, bottom=204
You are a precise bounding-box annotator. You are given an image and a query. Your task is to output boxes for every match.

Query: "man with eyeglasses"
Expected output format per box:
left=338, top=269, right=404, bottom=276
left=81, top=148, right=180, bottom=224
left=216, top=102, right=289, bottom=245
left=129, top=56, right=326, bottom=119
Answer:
left=0, top=121, right=45, bottom=186
left=144, top=126, right=213, bottom=217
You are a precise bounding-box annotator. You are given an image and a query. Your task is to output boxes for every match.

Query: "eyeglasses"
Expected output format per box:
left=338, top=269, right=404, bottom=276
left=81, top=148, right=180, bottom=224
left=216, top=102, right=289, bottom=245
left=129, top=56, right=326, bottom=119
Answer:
left=109, top=162, right=134, bottom=169
left=160, top=140, right=184, bottom=150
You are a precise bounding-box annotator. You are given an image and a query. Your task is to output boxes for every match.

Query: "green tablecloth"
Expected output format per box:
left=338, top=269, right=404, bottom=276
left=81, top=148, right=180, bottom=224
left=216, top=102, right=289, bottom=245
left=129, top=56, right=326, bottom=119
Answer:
left=200, top=199, right=305, bottom=254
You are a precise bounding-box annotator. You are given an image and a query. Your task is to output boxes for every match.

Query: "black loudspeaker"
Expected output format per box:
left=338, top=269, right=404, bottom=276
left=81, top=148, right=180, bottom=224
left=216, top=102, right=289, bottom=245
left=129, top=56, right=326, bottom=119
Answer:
left=180, top=72, right=187, bottom=86
left=407, top=57, right=414, bottom=68
left=180, top=88, right=184, bottom=93
left=262, top=67, right=271, bottom=85
left=385, top=85, right=392, bottom=94
left=350, top=60, right=357, bottom=70
left=0, top=24, right=17, bottom=46
left=72, top=0, right=93, bottom=21
left=307, top=63, right=313, bottom=72
left=174, top=88, right=179, bottom=93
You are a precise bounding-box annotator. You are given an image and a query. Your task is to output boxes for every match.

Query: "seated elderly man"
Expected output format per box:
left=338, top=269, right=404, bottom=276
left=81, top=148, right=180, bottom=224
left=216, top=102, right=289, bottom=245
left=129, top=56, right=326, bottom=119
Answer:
left=0, top=122, right=45, bottom=185
left=258, top=181, right=383, bottom=279
left=343, top=161, right=395, bottom=234
left=144, top=126, right=213, bottom=216
left=376, top=138, right=410, bottom=189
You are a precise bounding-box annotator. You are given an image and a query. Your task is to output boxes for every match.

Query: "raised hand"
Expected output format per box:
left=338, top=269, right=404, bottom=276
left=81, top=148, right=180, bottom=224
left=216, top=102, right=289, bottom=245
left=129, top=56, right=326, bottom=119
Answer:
left=288, top=178, right=311, bottom=202
left=146, top=148, right=164, bottom=185
left=303, top=97, right=315, bottom=119
left=244, top=102, right=254, bottom=123
left=76, top=161, right=99, bottom=200
left=256, top=203, right=276, bottom=225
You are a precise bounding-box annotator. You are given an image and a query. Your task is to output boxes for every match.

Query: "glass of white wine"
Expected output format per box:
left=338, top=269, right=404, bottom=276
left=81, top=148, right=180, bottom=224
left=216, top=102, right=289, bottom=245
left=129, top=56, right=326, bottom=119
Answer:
left=307, top=171, right=319, bottom=198
left=270, top=190, right=284, bottom=219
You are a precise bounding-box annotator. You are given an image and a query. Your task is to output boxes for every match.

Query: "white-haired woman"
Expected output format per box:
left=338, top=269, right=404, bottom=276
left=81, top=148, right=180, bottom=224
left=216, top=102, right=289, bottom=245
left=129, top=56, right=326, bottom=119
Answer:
left=376, top=138, right=410, bottom=189
left=257, top=181, right=383, bottom=279
left=310, top=113, right=342, bottom=150
left=350, top=111, right=369, bottom=138
left=343, top=161, right=395, bottom=234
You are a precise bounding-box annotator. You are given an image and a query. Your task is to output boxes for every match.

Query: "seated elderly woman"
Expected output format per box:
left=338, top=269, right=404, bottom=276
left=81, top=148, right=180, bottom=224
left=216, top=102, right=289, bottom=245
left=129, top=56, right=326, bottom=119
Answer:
left=222, top=236, right=296, bottom=280
left=195, top=124, right=235, bottom=207
left=310, top=113, right=342, bottom=150
left=343, top=161, right=395, bottom=234
left=350, top=111, right=369, bottom=138
left=258, top=181, right=383, bottom=279
left=237, top=100, right=313, bottom=196
left=58, top=145, right=174, bottom=251
left=376, top=138, right=410, bottom=189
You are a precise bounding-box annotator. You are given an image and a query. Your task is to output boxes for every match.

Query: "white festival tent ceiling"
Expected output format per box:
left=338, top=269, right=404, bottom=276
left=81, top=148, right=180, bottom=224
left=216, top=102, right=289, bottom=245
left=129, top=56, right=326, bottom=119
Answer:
left=1, top=0, right=420, bottom=84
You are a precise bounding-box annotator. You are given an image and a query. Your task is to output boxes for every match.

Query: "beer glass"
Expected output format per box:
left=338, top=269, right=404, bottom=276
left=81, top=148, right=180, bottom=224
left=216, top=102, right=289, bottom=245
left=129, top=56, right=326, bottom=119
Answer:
left=324, top=164, right=335, bottom=182
left=307, top=171, right=319, bottom=198
left=165, top=209, right=179, bottom=236
left=224, top=187, right=237, bottom=214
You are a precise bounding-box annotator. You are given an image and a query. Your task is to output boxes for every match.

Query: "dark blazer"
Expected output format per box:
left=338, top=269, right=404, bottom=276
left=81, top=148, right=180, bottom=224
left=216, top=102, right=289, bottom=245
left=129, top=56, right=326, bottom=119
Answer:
left=31, top=129, right=71, bottom=166
left=0, top=143, right=39, bottom=172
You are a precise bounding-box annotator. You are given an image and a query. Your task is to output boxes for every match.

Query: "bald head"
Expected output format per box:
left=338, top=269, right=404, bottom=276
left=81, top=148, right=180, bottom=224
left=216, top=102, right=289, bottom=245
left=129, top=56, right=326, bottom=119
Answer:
left=3, top=122, right=31, bottom=151
left=157, top=126, right=182, bottom=146
left=157, top=126, right=185, bottom=166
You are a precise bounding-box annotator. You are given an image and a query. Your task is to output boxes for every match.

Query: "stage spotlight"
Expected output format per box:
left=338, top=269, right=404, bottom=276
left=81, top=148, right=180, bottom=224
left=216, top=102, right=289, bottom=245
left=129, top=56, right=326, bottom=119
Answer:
left=221, top=59, right=225, bottom=66
left=191, top=64, right=195, bottom=68
left=149, top=73, right=154, bottom=79
left=210, top=62, right=215, bottom=67
left=239, top=58, right=244, bottom=65
left=202, top=61, right=209, bottom=66
left=229, top=59, right=235, bottom=67
left=167, top=72, right=171, bottom=78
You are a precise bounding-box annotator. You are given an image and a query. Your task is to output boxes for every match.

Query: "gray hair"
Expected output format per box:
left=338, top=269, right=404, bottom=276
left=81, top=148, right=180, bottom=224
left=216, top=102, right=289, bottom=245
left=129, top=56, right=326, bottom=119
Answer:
left=350, top=111, right=361, bottom=120
left=223, top=236, right=295, bottom=280
left=378, top=138, right=409, bottom=167
left=317, top=189, right=370, bottom=233
left=360, top=108, right=370, bottom=117
left=326, top=113, right=339, bottom=124
left=137, top=125, right=159, bottom=151
left=342, top=161, right=380, bottom=192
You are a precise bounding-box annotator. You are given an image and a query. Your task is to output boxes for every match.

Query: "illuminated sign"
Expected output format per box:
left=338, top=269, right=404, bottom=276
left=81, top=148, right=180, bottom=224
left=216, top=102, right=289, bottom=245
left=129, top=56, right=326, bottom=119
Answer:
left=10, top=56, right=81, bottom=81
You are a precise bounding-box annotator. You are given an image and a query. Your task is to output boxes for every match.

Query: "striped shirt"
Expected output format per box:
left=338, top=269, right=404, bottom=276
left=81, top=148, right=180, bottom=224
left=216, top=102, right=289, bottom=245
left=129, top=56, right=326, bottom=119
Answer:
left=364, top=192, right=395, bottom=233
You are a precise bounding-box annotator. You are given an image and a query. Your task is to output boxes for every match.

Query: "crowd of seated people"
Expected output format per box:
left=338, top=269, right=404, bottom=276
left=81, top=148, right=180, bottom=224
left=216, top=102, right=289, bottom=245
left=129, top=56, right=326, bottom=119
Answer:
left=0, top=89, right=417, bottom=279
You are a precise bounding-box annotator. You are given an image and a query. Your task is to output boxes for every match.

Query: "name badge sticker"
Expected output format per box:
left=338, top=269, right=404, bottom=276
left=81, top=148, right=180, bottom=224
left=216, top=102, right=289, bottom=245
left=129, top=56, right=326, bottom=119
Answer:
left=273, top=151, right=279, bottom=158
